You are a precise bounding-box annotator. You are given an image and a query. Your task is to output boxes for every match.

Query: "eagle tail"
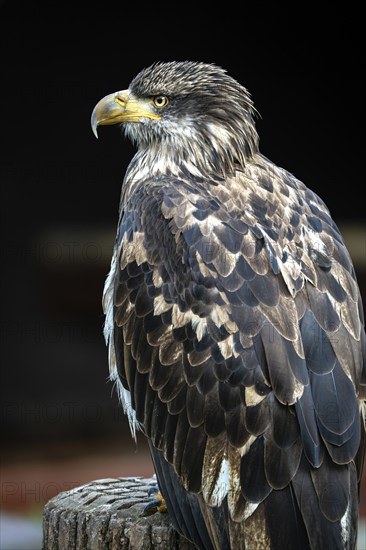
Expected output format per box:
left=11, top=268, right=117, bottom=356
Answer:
left=149, top=444, right=230, bottom=550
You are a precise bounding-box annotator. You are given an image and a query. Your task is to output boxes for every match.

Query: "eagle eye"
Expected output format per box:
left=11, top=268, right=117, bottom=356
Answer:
left=152, top=95, right=169, bottom=108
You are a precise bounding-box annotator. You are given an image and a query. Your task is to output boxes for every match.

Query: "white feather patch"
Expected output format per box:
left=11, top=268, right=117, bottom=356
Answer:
left=153, top=294, right=172, bottom=315
left=243, top=501, right=260, bottom=521
left=239, top=435, right=257, bottom=457
left=152, top=269, right=163, bottom=288
left=172, top=304, right=193, bottom=327
left=210, top=303, right=231, bottom=328
left=340, top=499, right=352, bottom=548
left=102, top=252, right=117, bottom=371
left=115, top=377, right=137, bottom=441
left=218, top=335, right=235, bottom=359
left=203, top=456, right=230, bottom=507
left=191, top=316, right=208, bottom=341
left=202, top=437, right=230, bottom=507
left=211, top=457, right=229, bottom=505
left=245, top=386, right=267, bottom=406
left=302, top=226, right=327, bottom=257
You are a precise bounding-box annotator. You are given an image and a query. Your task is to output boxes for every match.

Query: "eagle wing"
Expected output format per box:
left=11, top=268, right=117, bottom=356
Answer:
left=104, top=161, right=366, bottom=549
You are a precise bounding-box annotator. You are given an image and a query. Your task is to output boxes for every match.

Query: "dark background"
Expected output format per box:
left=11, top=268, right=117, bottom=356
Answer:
left=0, top=1, right=365, bottom=540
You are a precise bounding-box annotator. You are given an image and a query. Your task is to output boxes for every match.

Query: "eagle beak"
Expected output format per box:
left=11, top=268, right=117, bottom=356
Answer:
left=91, top=90, right=161, bottom=138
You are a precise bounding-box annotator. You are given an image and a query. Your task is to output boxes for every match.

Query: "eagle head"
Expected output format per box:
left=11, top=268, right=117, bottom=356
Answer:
left=91, top=61, right=259, bottom=176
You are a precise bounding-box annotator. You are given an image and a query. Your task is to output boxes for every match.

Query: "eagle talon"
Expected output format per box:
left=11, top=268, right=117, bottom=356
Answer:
left=147, top=484, right=160, bottom=497
left=143, top=489, right=167, bottom=516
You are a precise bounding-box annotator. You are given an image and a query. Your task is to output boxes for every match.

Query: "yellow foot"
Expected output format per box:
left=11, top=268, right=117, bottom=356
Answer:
left=143, top=488, right=167, bottom=516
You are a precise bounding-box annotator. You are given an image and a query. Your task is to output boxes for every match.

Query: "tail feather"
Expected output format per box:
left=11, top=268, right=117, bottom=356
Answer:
left=264, top=484, right=310, bottom=549
left=149, top=443, right=224, bottom=549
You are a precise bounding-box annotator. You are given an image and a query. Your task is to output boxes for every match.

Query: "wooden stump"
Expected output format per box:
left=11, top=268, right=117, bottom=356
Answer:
left=42, top=476, right=196, bottom=550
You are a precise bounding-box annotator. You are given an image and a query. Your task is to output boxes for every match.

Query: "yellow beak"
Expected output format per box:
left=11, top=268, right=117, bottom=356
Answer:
left=91, top=90, right=161, bottom=137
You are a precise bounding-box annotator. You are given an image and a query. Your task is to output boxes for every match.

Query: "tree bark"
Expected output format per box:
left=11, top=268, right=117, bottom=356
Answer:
left=42, top=476, right=196, bottom=549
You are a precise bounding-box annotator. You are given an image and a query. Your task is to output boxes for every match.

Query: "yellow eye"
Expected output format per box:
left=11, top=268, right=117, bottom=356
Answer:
left=152, top=95, right=169, bottom=108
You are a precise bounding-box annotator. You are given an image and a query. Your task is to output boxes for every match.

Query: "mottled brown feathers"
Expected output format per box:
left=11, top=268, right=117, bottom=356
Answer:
left=98, top=61, right=365, bottom=550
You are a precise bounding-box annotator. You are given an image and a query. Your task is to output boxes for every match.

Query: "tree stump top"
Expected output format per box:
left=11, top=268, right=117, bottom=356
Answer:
left=42, top=476, right=195, bottom=550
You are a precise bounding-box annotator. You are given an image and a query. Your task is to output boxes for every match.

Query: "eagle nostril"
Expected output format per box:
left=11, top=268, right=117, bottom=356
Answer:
left=115, top=96, right=126, bottom=107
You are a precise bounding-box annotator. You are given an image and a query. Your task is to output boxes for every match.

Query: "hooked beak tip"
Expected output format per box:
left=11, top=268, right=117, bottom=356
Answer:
left=91, top=108, right=99, bottom=139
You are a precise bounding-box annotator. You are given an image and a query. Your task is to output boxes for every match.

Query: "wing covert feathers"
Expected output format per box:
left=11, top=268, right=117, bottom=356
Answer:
left=105, top=156, right=365, bottom=549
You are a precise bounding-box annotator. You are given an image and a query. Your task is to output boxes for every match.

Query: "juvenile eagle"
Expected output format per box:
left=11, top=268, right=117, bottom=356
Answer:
left=91, top=61, right=365, bottom=549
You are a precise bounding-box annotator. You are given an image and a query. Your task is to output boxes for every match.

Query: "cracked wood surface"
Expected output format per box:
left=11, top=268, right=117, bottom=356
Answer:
left=42, top=476, right=195, bottom=549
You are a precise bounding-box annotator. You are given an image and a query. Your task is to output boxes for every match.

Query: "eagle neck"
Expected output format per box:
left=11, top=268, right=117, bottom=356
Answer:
left=124, top=134, right=256, bottom=189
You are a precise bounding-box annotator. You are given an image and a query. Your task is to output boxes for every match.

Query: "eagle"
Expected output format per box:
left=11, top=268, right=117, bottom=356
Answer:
left=91, top=61, right=365, bottom=549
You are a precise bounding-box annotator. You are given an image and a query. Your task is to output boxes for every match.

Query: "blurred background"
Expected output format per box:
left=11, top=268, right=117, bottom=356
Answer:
left=1, top=3, right=365, bottom=548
